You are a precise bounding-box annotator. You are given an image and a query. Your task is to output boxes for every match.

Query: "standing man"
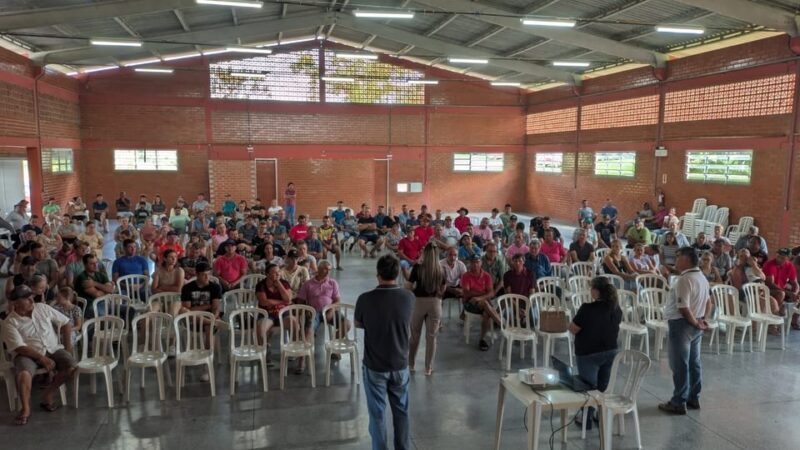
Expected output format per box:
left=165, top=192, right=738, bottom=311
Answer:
left=355, top=255, right=414, bottom=450
left=284, top=182, right=297, bottom=226
left=659, top=247, right=711, bottom=415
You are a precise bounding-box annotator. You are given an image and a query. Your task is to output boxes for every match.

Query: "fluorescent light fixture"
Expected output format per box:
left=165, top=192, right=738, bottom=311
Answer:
left=353, top=10, right=414, bottom=19
left=407, top=79, right=438, bottom=85
left=123, top=57, right=162, bottom=67
left=135, top=68, right=174, bottom=74
left=521, top=18, right=576, bottom=28
left=656, top=26, right=705, bottom=35
left=202, top=48, right=229, bottom=56
left=263, top=37, right=318, bottom=47
left=81, top=66, right=118, bottom=74
left=195, top=0, right=263, bottom=8
left=230, top=72, right=266, bottom=79
left=336, top=52, right=378, bottom=60
left=90, top=38, right=142, bottom=47
left=553, top=61, right=591, bottom=67
left=163, top=52, right=202, bottom=61
left=66, top=72, right=78, bottom=77
left=321, top=76, right=355, bottom=82
left=448, top=58, right=488, bottom=64
left=226, top=46, right=273, bottom=54
left=491, top=81, right=521, bottom=86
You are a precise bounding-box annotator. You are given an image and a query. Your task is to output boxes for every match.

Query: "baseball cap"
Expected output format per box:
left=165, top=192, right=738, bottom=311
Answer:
left=778, top=248, right=791, bottom=256
left=634, top=218, right=642, bottom=224
left=195, top=261, right=211, bottom=273
left=509, top=215, right=518, bottom=220
left=9, top=285, right=33, bottom=301
left=466, top=253, right=481, bottom=262
left=583, top=217, right=593, bottom=224
left=167, top=230, right=179, bottom=236
left=286, top=249, right=299, bottom=259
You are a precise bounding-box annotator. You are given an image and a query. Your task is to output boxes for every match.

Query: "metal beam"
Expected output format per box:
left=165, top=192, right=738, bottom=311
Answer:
left=0, top=0, right=196, bottom=31
left=416, top=0, right=666, bottom=66
left=335, top=14, right=579, bottom=84
left=426, top=14, right=459, bottom=37
left=31, top=12, right=336, bottom=64
left=173, top=9, right=191, bottom=32
left=673, top=0, right=799, bottom=36
left=465, top=26, right=505, bottom=47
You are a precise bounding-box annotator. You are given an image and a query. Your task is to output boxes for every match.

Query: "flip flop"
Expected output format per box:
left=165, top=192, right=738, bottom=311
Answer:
left=425, top=368, right=434, bottom=376
left=40, top=402, right=59, bottom=412
left=14, top=414, right=29, bottom=426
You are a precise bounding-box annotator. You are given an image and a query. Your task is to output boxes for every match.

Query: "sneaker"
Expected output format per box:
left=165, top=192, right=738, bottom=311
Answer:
left=200, top=373, right=210, bottom=382
left=479, top=339, right=490, bottom=351
left=687, top=399, right=701, bottom=410
left=658, top=402, right=687, bottom=415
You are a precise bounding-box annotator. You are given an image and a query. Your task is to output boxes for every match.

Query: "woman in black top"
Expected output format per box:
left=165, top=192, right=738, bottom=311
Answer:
left=569, top=276, right=623, bottom=428
left=406, top=243, right=445, bottom=376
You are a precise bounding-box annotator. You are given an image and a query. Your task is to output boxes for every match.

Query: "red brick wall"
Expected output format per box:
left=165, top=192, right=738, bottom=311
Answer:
left=0, top=81, right=36, bottom=137
left=41, top=148, right=82, bottom=212
left=208, top=159, right=256, bottom=210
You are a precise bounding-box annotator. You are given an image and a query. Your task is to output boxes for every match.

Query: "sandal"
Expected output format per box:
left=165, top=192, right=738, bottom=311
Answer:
left=425, top=368, right=434, bottom=376
left=14, top=414, right=29, bottom=426
left=40, top=402, right=59, bottom=412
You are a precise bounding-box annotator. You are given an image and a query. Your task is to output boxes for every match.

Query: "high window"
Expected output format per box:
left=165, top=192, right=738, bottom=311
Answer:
left=453, top=153, right=504, bottom=172
left=594, top=152, right=636, bottom=177
left=534, top=153, right=563, bottom=173
left=686, top=150, right=752, bottom=184
left=114, top=150, right=178, bottom=171
left=50, top=149, right=73, bottom=174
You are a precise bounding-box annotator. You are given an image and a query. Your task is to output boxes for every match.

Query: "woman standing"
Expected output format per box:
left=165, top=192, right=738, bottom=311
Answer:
left=284, top=182, right=297, bottom=226
left=152, top=249, right=185, bottom=293
left=407, top=243, right=446, bottom=376
left=569, top=276, right=622, bottom=429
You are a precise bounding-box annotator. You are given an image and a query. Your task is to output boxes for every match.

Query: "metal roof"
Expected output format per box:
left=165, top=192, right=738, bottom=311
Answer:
left=0, top=0, right=792, bottom=85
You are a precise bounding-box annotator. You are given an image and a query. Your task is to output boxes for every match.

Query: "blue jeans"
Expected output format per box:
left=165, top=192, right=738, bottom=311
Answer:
left=285, top=204, right=296, bottom=225
left=363, top=367, right=410, bottom=450
left=576, top=349, right=617, bottom=392
left=667, top=318, right=703, bottom=405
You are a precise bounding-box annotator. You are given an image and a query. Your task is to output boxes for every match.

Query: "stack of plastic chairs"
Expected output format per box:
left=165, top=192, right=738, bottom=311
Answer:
left=705, top=207, right=729, bottom=236
left=681, top=198, right=707, bottom=238
left=693, top=205, right=717, bottom=239
left=726, top=216, right=754, bottom=244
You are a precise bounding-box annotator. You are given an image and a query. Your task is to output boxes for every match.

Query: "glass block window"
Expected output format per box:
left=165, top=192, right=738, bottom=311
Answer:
left=397, top=182, right=423, bottom=193
left=50, top=148, right=73, bottom=173
left=581, top=95, right=659, bottom=129
left=210, top=50, right=320, bottom=102
left=686, top=150, right=752, bottom=184
left=526, top=107, right=578, bottom=134
left=535, top=153, right=563, bottom=173
left=114, top=150, right=178, bottom=171
left=323, top=51, right=424, bottom=104
left=453, top=153, right=504, bottom=172
left=594, top=152, right=636, bottom=177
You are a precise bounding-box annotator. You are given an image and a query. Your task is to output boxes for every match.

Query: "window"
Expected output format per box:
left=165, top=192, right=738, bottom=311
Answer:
left=453, top=153, right=504, bottom=172
left=50, top=149, right=73, bottom=173
left=114, top=150, right=178, bottom=171
left=535, top=153, right=563, bottom=173
left=526, top=107, right=577, bottom=135
left=324, top=51, right=424, bottom=105
left=210, top=50, right=320, bottom=102
left=686, top=150, right=752, bottom=184
left=397, top=182, right=423, bottom=193
left=594, top=152, right=636, bottom=177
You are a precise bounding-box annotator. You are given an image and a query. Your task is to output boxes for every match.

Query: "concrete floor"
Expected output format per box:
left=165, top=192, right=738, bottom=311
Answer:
left=3, top=222, right=800, bottom=449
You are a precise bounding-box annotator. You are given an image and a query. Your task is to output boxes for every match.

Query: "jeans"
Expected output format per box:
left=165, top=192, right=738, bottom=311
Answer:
left=285, top=204, right=296, bottom=226
left=668, top=318, right=703, bottom=405
left=363, top=366, right=410, bottom=450
left=576, top=349, right=618, bottom=392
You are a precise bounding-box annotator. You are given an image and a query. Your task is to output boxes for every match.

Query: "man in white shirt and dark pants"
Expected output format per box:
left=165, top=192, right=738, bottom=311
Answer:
left=659, top=247, right=712, bottom=415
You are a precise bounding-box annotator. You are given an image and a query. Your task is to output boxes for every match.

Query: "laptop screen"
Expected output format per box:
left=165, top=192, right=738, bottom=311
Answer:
left=550, top=356, right=573, bottom=380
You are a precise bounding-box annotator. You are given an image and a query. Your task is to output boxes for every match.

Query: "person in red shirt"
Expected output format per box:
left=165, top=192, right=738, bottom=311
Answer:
left=398, top=225, right=422, bottom=279
left=461, top=254, right=502, bottom=351
left=212, top=241, right=248, bottom=290
left=289, top=214, right=310, bottom=243
left=414, top=215, right=434, bottom=246
left=763, top=248, right=800, bottom=329
left=156, top=230, right=185, bottom=263
left=454, top=207, right=471, bottom=235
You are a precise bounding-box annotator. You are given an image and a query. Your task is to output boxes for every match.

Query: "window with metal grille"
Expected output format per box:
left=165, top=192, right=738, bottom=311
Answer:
left=581, top=95, right=659, bottom=129
left=534, top=153, right=563, bottom=173
left=323, top=51, right=424, bottom=104
left=686, top=150, right=752, bottom=184
left=50, top=148, right=73, bottom=174
left=664, top=74, right=795, bottom=123
left=114, top=150, right=178, bottom=171
left=397, top=182, right=423, bottom=193
left=594, top=152, right=636, bottom=177
left=526, top=107, right=577, bottom=135
left=453, top=153, right=504, bottom=172
left=210, top=50, right=320, bottom=102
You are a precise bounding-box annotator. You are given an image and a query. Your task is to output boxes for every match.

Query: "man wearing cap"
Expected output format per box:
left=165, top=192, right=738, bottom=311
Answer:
left=441, top=216, right=460, bottom=247
left=454, top=208, right=471, bottom=235
left=625, top=218, right=652, bottom=248
left=764, top=248, right=800, bottom=329
left=460, top=254, right=502, bottom=351
left=4, top=256, right=37, bottom=308
left=6, top=201, right=30, bottom=231
left=289, top=214, right=310, bottom=243
left=178, top=261, right=222, bottom=318
left=2, top=284, right=76, bottom=424
left=594, top=214, right=617, bottom=248
left=213, top=240, right=248, bottom=290
left=76, top=254, right=115, bottom=314
left=735, top=226, right=769, bottom=255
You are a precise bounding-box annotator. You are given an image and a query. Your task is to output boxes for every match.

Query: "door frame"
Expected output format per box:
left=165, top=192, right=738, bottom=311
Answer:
left=254, top=158, right=278, bottom=202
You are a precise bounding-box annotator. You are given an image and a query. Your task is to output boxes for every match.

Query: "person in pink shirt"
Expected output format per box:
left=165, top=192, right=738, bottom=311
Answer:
left=473, top=217, right=494, bottom=247
left=505, top=233, right=530, bottom=263
left=454, top=207, right=471, bottom=234
left=212, top=241, right=248, bottom=290
left=289, top=214, right=310, bottom=243
left=540, top=229, right=567, bottom=263
left=296, top=261, right=348, bottom=364
left=461, top=254, right=502, bottom=351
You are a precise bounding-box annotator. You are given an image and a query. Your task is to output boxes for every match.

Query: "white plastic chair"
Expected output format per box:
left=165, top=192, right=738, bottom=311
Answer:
left=569, top=290, right=593, bottom=317
left=93, top=294, right=132, bottom=362
left=75, top=297, right=88, bottom=317
left=125, top=312, right=171, bottom=402
left=74, top=316, right=125, bottom=408
left=618, top=290, right=649, bottom=358
left=116, top=274, right=150, bottom=311
left=497, top=294, right=537, bottom=371
left=147, top=292, right=182, bottom=316
left=174, top=311, right=217, bottom=400
left=568, top=276, right=592, bottom=297
left=537, top=276, right=565, bottom=300
left=594, top=248, right=611, bottom=274
left=600, top=273, right=625, bottom=291
left=570, top=262, right=595, bottom=278
left=551, top=262, right=569, bottom=284
left=464, top=302, right=494, bottom=345
left=726, top=216, right=753, bottom=244
left=635, top=273, right=668, bottom=293
left=228, top=308, right=269, bottom=394
left=711, top=285, right=752, bottom=354
left=593, top=350, right=652, bottom=449
left=706, top=207, right=729, bottom=236
left=743, top=282, right=785, bottom=351
left=321, top=303, right=359, bottom=386
left=237, top=273, right=266, bottom=291
left=532, top=292, right=573, bottom=367
left=279, top=305, right=317, bottom=389
left=223, top=289, right=257, bottom=312
left=694, top=205, right=717, bottom=239
left=640, top=288, right=669, bottom=359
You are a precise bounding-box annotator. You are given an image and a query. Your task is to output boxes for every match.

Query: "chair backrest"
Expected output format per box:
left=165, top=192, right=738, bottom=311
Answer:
left=497, top=294, right=532, bottom=332
left=691, top=198, right=707, bottom=215
left=531, top=292, right=564, bottom=312
left=147, top=292, right=181, bottom=315
left=599, top=273, right=625, bottom=291
left=570, top=262, right=595, bottom=278
left=186, top=275, right=221, bottom=285
left=550, top=262, right=569, bottom=282
left=0, top=321, right=13, bottom=366
left=618, top=289, right=638, bottom=323
left=738, top=216, right=754, bottom=232
left=604, top=350, right=651, bottom=404
left=640, top=288, right=669, bottom=322
left=594, top=248, right=610, bottom=274
left=174, top=311, right=216, bottom=354
left=237, top=274, right=266, bottom=291
left=131, top=312, right=172, bottom=356
left=714, top=207, right=729, bottom=225
left=75, top=297, right=88, bottom=316
left=743, top=282, right=770, bottom=317
left=223, top=289, right=257, bottom=313
left=321, top=303, right=356, bottom=343
left=116, top=274, right=150, bottom=305
left=93, top=294, right=133, bottom=327
left=568, top=275, right=592, bottom=294
left=81, top=316, right=125, bottom=360
left=701, top=205, right=717, bottom=221
left=635, top=274, right=668, bottom=292
left=279, top=305, right=316, bottom=349
left=536, top=276, right=562, bottom=298
left=228, top=308, right=269, bottom=352
left=711, top=284, right=742, bottom=318
left=570, top=291, right=593, bottom=313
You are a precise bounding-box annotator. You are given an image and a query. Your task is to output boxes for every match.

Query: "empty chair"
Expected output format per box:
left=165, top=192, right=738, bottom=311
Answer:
left=571, top=262, right=595, bottom=278
left=223, top=289, right=257, bottom=312
left=537, top=276, right=564, bottom=300
left=174, top=311, right=217, bottom=400
left=618, top=290, right=649, bottom=358
left=551, top=262, right=569, bottom=283
left=496, top=294, right=537, bottom=371
left=568, top=276, right=592, bottom=297
left=600, top=273, right=625, bottom=291
left=726, top=216, right=754, bottom=244
left=706, top=207, right=729, bottom=236
left=237, top=273, right=266, bottom=291
left=279, top=305, right=317, bottom=389
left=635, top=274, right=668, bottom=293
left=743, top=283, right=785, bottom=351
left=711, top=285, right=752, bottom=354
left=74, top=316, right=125, bottom=408
left=321, top=303, right=359, bottom=386
left=693, top=205, right=717, bottom=239
left=569, top=291, right=593, bottom=317
left=228, top=308, right=270, bottom=394
left=640, top=288, right=669, bottom=359
left=93, top=294, right=133, bottom=361
left=125, top=312, right=171, bottom=402
left=116, top=274, right=150, bottom=311
left=532, top=292, right=573, bottom=367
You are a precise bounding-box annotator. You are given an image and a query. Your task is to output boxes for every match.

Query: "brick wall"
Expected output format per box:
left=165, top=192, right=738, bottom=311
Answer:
left=41, top=148, right=82, bottom=211
left=208, top=159, right=256, bottom=210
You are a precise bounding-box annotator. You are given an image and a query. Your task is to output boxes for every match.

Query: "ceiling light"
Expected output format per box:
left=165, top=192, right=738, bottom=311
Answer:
left=336, top=52, right=378, bottom=60
left=90, top=38, right=142, bottom=47
left=407, top=80, right=439, bottom=85
left=230, top=72, right=266, bottom=79
left=353, top=10, right=414, bottom=19
left=552, top=61, right=590, bottom=67
left=521, top=18, right=576, bottom=28
left=123, top=58, right=162, bottom=67
left=135, top=68, right=174, bottom=74
left=226, top=46, right=273, bottom=54
left=66, top=72, right=78, bottom=77
left=81, top=66, right=118, bottom=74
left=321, top=76, right=355, bottom=82
left=163, top=52, right=202, bottom=61
left=202, top=48, right=229, bottom=56
left=195, top=0, right=263, bottom=8
left=448, top=58, right=488, bottom=64
left=491, top=81, right=521, bottom=86
left=263, top=37, right=318, bottom=47
left=656, top=26, right=705, bottom=35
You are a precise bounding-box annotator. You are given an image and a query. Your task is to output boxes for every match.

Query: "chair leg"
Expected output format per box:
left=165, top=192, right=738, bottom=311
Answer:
left=125, top=367, right=132, bottom=404
left=644, top=332, right=650, bottom=358
left=619, top=414, right=625, bottom=436
left=506, top=338, right=513, bottom=372
left=207, top=362, right=216, bottom=397
left=155, top=364, right=165, bottom=401
left=73, top=372, right=80, bottom=409
left=229, top=359, right=237, bottom=396
left=140, top=367, right=146, bottom=388
left=58, top=385, right=67, bottom=407
left=308, top=353, right=316, bottom=388
left=567, top=336, right=574, bottom=366
left=464, top=316, right=470, bottom=344
left=748, top=326, right=753, bottom=352
left=354, top=349, right=361, bottom=385
left=103, top=368, right=114, bottom=408
left=176, top=363, right=182, bottom=401
left=581, top=407, right=588, bottom=440
left=325, top=350, right=332, bottom=387
left=633, top=408, right=642, bottom=449
left=4, top=377, right=16, bottom=411
left=603, top=407, right=613, bottom=450
left=280, top=354, right=286, bottom=390
left=260, top=356, right=269, bottom=392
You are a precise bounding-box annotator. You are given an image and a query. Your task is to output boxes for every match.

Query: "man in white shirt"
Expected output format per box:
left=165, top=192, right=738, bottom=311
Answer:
left=267, top=199, right=283, bottom=218
left=191, top=193, right=209, bottom=215
left=2, top=285, right=76, bottom=425
left=441, top=216, right=461, bottom=247
left=439, top=247, right=467, bottom=299
left=659, top=247, right=712, bottom=415
left=5, top=201, right=30, bottom=231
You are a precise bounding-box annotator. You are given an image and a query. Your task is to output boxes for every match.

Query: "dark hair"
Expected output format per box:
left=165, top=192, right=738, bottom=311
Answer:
left=677, top=246, right=699, bottom=266
left=162, top=249, right=176, bottom=265
left=590, top=276, right=618, bottom=310
left=377, top=254, right=400, bottom=281
left=264, top=263, right=279, bottom=274
left=512, top=253, right=525, bottom=262
left=82, top=253, right=96, bottom=265
left=28, top=242, right=43, bottom=252
left=123, top=239, right=136, bottom=248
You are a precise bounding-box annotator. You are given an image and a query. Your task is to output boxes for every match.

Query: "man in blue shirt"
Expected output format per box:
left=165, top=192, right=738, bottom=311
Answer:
left=331, top=201, right=346, bottom=227
left=111, top=239, right=150, bottom=283
left=600, top=199, right=619, bottom=234
left=222, top=194, right=236, bottom=217
left=524, top=239, right=552, bottom=280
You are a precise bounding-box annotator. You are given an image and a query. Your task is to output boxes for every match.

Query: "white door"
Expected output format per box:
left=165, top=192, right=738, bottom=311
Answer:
left=0, top=159, right=27, bottom=216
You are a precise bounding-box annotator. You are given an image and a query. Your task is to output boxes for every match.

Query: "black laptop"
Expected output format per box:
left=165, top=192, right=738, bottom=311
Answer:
left=551, top=356, right=592, bottom=392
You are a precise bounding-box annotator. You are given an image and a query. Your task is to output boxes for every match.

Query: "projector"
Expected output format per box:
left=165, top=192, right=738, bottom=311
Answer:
left=518, top=368, right=559, bottom=388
